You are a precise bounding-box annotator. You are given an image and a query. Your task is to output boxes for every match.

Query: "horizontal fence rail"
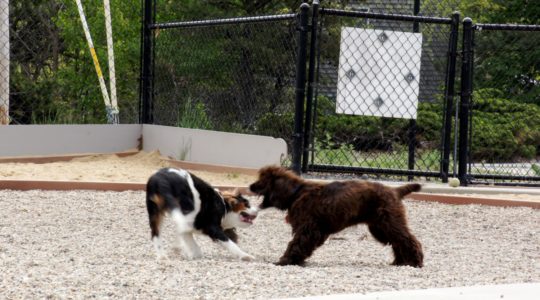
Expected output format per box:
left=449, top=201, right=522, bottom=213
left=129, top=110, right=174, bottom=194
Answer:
left=469, top=174, right=540, bottom=182
left=308, top=165, right=441, bottom=178
left=150, top=14, right=296, bottom=29
left=475, top=23, right=540, bottom=31
left=320, top=8, right=453, bottom=24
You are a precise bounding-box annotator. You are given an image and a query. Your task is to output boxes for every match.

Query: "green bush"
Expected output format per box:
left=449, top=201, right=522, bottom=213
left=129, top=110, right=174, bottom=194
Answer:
left=255, top=111, right=294, bottom=144
left=470, top=89, right=540, bottom=162
left=253, top=91, right=540, bottom=163
left=314, top=96, right=442, bottom=151
left=315, top=90, right=540, bottom=162
left=416, top=102, right=444, bottom=147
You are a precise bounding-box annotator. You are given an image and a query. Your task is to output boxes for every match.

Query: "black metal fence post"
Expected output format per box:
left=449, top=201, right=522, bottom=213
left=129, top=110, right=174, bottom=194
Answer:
left=302, top=0, right=319, bottom=173
left=140, top=0, right=154, bottom=124
left=407, top=0, right=421, bottom=181
left=458, top=17, right=474, bottom=186
left=440, top=11, right=460, bottom=182
left=291, top=3, right=310, bottom=174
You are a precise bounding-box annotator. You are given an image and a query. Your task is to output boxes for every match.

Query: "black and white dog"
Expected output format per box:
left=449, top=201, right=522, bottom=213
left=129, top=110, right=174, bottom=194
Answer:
left=146, top=168, right=257, bottom=261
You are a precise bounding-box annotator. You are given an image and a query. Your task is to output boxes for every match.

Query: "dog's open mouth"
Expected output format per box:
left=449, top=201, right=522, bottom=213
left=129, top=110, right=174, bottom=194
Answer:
left=240, top=212, right=257, bottom=224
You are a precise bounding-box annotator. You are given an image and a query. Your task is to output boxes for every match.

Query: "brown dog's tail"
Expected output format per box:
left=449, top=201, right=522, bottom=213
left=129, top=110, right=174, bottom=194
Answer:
left=395, top=183, right=422, bottom=198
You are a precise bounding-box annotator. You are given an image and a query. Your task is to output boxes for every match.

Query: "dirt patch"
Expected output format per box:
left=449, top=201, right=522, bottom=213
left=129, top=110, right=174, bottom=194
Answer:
left=0, top=151, right=256, bottom=186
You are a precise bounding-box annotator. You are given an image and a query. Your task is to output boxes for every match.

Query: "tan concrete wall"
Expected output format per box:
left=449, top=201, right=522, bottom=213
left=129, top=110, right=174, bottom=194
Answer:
left=142, top=125, right=287, bottom=169
left=0, top=124, right=141, bottom=157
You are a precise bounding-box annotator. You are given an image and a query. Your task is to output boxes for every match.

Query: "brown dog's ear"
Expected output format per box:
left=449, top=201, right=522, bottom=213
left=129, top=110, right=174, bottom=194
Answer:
left=259, top=165, right=282, bottom=176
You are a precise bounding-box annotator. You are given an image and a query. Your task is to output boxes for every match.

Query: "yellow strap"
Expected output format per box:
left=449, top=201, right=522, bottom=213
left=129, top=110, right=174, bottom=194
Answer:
left=89, top=47, right=103, bottom=78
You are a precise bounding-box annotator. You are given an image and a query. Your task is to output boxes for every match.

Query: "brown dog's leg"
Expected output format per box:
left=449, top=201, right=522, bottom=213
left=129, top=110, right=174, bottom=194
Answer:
left=276, top=226, right=329, bottom=266
left=369, top=214, right=423, bottom=268
left=391, top=233, right=423, bottom=268
left=368, top=224, right=390, bottom=245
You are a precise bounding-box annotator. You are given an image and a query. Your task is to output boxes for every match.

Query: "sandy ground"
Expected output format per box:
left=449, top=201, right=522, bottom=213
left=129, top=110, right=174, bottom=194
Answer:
left=0, top=151, right=256, bottom=186
left=2, top=151, right=540, bottom=203
left=0, top=190, right=538, bottom=299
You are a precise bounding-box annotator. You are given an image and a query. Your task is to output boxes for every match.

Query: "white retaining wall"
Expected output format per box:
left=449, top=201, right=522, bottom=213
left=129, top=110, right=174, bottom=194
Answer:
left=0, top=124, right=287, bottom=169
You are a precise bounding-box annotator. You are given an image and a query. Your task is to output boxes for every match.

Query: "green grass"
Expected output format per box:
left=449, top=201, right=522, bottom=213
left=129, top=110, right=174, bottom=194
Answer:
left=311, top=145, right=537, bottom=177
left=312, top=144, right=443, bottom=171
left=176, top=97, right=212, bottom=130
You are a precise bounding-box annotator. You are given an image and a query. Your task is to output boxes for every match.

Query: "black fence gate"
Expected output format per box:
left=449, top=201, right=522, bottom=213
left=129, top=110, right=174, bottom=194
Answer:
left=457, top=21, right=540, bottom=186
left=303, top=5, right=460, bottom=182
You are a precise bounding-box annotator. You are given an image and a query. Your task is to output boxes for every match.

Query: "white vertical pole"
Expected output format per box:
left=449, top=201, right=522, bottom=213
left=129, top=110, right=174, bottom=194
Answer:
left=75, top=0, right=113, bottom=123
left=103, top=0, right=119, bottom=124
left=0, top=0, right=9, bottom=125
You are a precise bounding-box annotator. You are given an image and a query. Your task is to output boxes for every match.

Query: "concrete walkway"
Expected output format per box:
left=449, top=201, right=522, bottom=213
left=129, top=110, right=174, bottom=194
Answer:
left=280, top=282, right=540, bottom=300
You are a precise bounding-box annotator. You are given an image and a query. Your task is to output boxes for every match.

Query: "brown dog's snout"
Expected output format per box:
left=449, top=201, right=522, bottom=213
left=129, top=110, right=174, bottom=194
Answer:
left=258, top=199, right=272, bottom=209
left=249, top=182, right=262, bottom=193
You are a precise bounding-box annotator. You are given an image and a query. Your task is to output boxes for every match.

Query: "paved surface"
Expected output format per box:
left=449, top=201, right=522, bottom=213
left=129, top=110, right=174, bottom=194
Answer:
left=279, top=283, right=540, bottom=300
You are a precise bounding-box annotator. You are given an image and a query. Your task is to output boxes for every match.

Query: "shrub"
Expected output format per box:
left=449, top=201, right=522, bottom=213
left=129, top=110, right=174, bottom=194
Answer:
left=253, top=90, right=540, bottom=163
left=177, top=97, right=212, bottom=130
left=314, top=96, right=441, bottom=151
left=469, top=89, right=540, bottom=162
left=255, top=111, right=294, bottom=144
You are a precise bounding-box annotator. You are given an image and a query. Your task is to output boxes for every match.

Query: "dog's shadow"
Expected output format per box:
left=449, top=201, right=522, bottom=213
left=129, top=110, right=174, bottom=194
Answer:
left=305, top=260, right=390, bottom=269
left=255, top=254, right=391, bottom=269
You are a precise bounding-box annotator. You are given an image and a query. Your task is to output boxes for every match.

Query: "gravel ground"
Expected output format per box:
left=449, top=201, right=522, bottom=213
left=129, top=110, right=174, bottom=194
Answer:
left=0, top=189, right=538, bottom=299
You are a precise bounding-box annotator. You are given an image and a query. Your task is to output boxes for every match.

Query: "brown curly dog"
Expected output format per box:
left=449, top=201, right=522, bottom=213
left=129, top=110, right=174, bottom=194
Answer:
left=249, top=166, right=424, bottom=268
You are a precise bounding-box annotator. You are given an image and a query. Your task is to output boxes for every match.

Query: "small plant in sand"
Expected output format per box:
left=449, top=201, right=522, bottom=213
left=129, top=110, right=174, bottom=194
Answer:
left=226, top=173, right=240, bottom=179
left=177, top=138, right=192, bottom=161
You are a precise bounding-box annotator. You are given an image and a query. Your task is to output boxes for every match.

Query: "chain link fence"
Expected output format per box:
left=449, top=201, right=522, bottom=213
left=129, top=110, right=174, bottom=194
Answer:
left=4, top=0, right=140, bottom=125
left=466, top=24, right=540, bottom=184
left=5, top=0, right=540, bottom=185
left=0, top=1, right=8, bottom=124
left=1, top=0, right=463, bottom=126
left=149, top=15, right=298, bottom=164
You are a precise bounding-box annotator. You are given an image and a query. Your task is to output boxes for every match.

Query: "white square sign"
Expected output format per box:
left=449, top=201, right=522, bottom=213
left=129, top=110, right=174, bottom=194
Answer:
left=336, top=27, right=423, bottom=119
